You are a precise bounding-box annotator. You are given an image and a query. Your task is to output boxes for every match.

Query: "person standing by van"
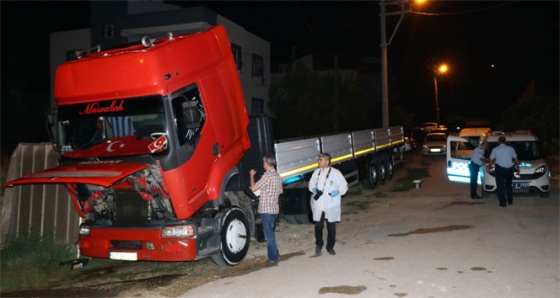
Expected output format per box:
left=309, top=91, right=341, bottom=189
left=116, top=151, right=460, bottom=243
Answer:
left=469, top=140, right=489, bottom=199
left=489, top=136, right=519, bottom=207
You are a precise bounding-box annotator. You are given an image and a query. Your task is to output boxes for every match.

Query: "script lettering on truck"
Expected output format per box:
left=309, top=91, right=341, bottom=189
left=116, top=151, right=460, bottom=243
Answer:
left=79, top=100, right=125, bottom=115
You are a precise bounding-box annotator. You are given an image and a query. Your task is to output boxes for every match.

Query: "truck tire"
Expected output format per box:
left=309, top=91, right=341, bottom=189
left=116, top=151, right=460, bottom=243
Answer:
left=210, top=208, right=250, bottom=266
left=226, top=190, right=255, bottom=239
left=362, top=159, right=379, bottom=189
left=379, top=159, right=387, bottom=185
left=386, top=157, right=394, bottom=181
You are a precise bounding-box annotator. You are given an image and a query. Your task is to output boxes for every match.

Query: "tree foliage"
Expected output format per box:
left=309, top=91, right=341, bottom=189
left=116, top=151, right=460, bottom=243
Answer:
left=499, top=81, right=559, bottom=156
left=269, top=62, right=368, bottom=139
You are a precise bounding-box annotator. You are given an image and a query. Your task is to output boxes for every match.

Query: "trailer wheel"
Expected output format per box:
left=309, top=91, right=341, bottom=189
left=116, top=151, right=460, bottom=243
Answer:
left=362, top=159, right=379, bottom=189
left=379, top=159, right=387, bottom=185
left=386, top=157, right=394, bottom=181
left=210, top=208, right=250, bottom=266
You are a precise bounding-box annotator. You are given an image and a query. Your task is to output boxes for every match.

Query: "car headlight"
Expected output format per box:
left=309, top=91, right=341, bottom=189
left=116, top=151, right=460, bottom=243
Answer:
left=162, top=225, right=196, bottom=238
left=486, top=165, right=496, bottom=176
left=534, top=165, right=547, bottom=174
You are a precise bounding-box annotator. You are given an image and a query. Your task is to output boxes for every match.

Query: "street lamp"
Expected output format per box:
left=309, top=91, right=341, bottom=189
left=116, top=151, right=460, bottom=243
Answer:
left=379, top=0, right=425, bottom=128
left=433, top=63, right=448, bottom=126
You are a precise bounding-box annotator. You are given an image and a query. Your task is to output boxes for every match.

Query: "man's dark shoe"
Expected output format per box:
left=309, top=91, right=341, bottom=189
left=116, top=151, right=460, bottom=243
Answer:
left=499, top=203, right=507, bottom=207
left=471, top=195, right=482, bottom=199
left=327, top=249, right=336, bottom=256
left=315, top=246, right=322, bottom=256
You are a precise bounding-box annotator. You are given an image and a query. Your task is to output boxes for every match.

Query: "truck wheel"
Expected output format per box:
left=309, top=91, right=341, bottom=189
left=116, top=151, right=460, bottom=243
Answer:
left=226, top=190, right=255, bottom=239
left=362, top=159, right=379, bottom=189
left=386, top=157, right=394, bottom=181
left=210, top=208, right=250, bottom=266
left=379, top=159, right=387, bottom=185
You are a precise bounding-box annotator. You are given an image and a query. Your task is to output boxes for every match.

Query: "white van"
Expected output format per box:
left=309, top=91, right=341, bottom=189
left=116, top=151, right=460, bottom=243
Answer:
left=449, top=127, right=491, bottom=163
left=447, top=131, right=550, bottom=197
left=459, top=127, right=491, bottom=146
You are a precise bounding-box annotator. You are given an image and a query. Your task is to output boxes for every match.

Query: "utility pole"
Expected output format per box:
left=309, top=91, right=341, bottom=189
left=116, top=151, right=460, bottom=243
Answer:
left=379, top=0, right=406, bottom=128
left=380, top=1, right=389, bottom=128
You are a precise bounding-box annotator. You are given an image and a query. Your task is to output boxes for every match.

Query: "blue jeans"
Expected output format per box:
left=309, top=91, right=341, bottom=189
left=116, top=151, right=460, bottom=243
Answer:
left=260, top=213, right=279, bottom=263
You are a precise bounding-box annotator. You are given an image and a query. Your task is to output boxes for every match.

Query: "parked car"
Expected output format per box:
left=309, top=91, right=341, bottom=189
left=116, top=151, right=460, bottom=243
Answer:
left=422, top=132, right=447, bottom=156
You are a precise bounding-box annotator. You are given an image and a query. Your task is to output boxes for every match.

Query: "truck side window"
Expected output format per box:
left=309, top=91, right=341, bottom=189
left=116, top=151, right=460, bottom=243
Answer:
left=172, top=87, right=206, bottom=147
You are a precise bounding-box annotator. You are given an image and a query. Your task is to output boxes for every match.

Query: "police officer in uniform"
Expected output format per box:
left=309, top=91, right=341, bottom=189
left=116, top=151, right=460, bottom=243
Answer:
left=469, top=140, right=489, bottom=199
left=489, top=136, right=519, bottom=207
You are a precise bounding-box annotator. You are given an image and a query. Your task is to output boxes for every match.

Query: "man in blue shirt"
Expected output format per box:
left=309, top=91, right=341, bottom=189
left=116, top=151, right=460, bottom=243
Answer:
left=469, top=140, right=489, bottom=199
left=489, top=136, right=519, bottom=207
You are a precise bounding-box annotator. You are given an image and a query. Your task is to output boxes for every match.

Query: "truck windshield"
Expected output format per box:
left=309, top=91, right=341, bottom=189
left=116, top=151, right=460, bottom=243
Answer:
left=56, top=96, right=167, bottom=158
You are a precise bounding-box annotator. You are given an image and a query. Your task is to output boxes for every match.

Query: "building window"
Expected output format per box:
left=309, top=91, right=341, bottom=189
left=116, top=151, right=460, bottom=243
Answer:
left=251, top=98, right=264, bottom=115
left=104, top=25, right=115, bottom=39
left=231, top=43, right=243, bottom=71
left=252, top=54, right=264, bottom=85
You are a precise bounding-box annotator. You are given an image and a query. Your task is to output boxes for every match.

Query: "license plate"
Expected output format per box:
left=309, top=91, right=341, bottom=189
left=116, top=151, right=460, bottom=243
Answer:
left=430, top=148, right=441, bottom=152
left=513, top=183, right=529, bottom=189
left=110, top=252, right=138, bottom=261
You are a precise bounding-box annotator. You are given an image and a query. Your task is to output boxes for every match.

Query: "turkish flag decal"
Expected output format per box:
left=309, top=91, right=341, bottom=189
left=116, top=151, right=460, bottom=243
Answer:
left=148, top=135, right=168, bottom=153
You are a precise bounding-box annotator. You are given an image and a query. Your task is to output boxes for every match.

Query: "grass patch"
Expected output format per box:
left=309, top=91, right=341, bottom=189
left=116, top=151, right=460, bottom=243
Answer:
left=390, top=167, right=431, bottom=192
left=1, top=232, right=77, bottom=293
left=344, top=199, right=373, bottom=210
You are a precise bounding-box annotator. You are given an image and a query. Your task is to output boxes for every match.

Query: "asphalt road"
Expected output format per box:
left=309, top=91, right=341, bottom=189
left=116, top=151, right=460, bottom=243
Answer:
left=181, top=151, right=560, bottom=298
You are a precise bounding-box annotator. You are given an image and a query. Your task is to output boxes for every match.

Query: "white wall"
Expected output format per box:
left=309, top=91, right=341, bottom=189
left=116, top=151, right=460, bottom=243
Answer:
left=218, top=16, right=270, bottom=115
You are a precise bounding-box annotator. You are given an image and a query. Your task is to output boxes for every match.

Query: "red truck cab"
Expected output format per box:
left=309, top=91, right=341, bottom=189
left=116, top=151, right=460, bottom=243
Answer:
left=4, top=26, right=254, bottom=265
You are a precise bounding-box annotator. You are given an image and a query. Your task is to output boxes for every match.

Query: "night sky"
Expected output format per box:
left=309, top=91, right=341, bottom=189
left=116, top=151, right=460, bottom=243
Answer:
left=1, top=1, right=558, bottom=153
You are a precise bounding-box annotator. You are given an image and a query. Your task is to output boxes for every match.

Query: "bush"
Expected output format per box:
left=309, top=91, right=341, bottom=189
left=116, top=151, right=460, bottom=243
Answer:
left=1, top=232, right=76, bottom=293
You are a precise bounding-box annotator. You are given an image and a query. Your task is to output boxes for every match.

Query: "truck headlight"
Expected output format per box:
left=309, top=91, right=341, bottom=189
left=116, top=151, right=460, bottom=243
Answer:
left=162, top=225, right=195, bottom=238
left=79, top=224, right=91, bottom=236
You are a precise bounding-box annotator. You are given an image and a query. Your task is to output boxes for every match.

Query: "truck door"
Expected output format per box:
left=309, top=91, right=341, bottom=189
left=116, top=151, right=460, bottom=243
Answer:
left=446, top=136, right=479, bottom=184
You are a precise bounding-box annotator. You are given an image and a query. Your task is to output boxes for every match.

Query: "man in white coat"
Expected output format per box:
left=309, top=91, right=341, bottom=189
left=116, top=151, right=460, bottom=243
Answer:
left=308, top=153, right=348, bottom=256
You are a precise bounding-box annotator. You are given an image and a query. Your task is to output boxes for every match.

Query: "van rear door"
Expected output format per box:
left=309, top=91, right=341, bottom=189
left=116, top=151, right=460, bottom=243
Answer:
left=446, top=136, right=479, bottom=184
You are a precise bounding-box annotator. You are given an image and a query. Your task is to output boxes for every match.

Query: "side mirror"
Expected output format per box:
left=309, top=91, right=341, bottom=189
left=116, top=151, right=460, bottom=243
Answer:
left=45, top=108, right=60, bottom=153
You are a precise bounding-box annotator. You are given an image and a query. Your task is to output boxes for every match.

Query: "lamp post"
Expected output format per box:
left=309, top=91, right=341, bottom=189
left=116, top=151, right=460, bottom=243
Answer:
left=379, top=0, right=425, bottom=128
left=433, top=64, right=448, bottom=126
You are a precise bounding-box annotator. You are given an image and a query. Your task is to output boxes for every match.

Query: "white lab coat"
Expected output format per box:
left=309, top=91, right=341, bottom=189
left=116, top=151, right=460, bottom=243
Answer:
left=308, top=166, right=348, bottom=222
